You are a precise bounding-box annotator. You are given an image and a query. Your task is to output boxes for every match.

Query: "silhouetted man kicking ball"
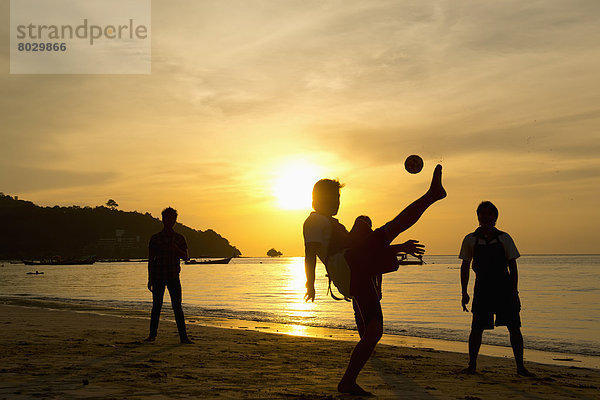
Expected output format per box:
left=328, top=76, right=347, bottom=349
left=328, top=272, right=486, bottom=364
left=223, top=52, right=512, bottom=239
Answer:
left=459, top=201, right=533, bottom=376
left=303, top=165, right=446, bottom=395
left=145, top=207, right=193, bottom=344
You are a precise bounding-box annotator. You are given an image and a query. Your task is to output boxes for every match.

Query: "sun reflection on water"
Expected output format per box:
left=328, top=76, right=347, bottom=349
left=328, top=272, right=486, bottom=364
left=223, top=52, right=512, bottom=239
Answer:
left=281, top=257, right=315, bottom=319
left=278, top=323, right=311, bottom=338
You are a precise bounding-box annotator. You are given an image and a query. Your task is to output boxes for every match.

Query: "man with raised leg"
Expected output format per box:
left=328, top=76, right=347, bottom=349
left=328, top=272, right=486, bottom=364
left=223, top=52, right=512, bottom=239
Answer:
left=303, top=165, right=446, bottom=395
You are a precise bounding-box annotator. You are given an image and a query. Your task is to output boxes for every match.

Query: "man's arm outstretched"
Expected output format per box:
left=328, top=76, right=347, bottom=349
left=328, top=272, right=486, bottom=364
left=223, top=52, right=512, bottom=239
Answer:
left=390, top=240, right=425, bottom=258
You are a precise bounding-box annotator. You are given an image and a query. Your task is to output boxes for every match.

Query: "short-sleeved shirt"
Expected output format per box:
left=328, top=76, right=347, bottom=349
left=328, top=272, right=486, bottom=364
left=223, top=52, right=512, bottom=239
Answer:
left=459, top=231, right=520, bottom=262
left=148, top=230, right=188, bottom=281
left=459, top=229, right=521, bottom=317
left=303, top=212, right=352, bottom=297
left=303, top=212, right=333, bottom=264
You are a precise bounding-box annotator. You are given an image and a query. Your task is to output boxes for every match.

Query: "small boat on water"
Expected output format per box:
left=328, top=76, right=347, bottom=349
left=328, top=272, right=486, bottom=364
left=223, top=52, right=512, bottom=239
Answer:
left=185, top=257, right=232, bottom=265
left=26, top=271, right=44, bottom=275
left=397, top=253, right=424, bottom=266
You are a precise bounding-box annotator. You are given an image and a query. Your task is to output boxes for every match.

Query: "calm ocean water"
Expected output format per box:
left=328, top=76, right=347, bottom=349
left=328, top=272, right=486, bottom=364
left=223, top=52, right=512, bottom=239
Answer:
left=1, top=255, right=598, bottom=358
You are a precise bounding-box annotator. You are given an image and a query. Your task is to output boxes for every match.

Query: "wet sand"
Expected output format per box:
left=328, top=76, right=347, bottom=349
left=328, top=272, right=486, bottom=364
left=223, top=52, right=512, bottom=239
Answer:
left=0, top=305, right=598, bottom=399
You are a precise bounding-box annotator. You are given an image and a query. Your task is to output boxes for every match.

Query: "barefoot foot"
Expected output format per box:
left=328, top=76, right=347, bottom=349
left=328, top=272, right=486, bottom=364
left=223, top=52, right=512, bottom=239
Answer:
left=517, top=367, right=536, bottom=377
left=427, top=164, right=446, bottom=201
left=459, top=365, right=477, bottom=374
left=337, top=381, right=373, bottom=396
left=143, top=335, right=156, bottom=342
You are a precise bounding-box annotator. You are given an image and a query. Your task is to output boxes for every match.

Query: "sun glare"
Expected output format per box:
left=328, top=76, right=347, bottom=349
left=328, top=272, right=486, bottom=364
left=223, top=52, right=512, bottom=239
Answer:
left=273, top=161, right=322, bottom=210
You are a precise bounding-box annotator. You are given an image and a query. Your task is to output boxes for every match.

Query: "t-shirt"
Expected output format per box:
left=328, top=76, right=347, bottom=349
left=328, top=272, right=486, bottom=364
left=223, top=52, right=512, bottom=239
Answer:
left=148, top=230, right=188, bottom=281
left=459, top=231, right=520, bottom=262
left=303, top=212, right=351, bottom=297
left=303, top=212, right=333, bottom=264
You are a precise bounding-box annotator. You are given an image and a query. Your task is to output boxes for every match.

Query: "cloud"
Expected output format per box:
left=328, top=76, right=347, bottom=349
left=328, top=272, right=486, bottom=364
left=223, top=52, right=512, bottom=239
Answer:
left=305, top=107, right=600, bottom=169
left=2, top=0, right=600, bottom=254
left=0, top=164, right=117, bottom=193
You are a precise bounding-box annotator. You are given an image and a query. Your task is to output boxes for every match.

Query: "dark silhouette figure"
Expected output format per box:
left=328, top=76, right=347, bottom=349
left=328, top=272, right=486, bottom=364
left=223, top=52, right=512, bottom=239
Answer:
left=459, top=201, right=534, bottom=376
left=303, top=165, right=446, bottom=395
left=348, top=216, right=382, bottom=338
left=144, top=207, right=193, bottom=344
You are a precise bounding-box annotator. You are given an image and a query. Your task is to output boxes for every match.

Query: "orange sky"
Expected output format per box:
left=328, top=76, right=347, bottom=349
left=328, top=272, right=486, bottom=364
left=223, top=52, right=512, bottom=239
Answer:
left=1, top=1, right=599, bottom=256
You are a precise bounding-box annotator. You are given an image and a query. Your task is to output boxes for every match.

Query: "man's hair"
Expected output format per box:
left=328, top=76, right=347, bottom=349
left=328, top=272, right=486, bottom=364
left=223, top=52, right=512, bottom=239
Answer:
left=161, top=207, right=178, bottom=218
left=312, top=179, right=343, bottom=199
left=312, top=179, right=343, bottom=212
left=476, top=201, right=498, bottom=218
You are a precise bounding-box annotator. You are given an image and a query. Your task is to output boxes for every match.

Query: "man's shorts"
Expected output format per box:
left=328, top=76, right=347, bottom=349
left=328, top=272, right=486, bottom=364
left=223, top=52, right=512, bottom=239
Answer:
left=472, top=309, right=521, bottom=330
left=352, top=278, right=384, bottom=326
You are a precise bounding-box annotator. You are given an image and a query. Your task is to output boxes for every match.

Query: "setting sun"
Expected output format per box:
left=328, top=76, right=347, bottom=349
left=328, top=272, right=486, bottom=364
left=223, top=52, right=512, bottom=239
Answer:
left=273, top=161, right=322, bottom=210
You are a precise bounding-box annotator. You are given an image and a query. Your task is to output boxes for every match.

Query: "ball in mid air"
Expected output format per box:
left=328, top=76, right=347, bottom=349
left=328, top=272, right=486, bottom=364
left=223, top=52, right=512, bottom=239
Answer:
left=404, top=155, right=424, bottom=174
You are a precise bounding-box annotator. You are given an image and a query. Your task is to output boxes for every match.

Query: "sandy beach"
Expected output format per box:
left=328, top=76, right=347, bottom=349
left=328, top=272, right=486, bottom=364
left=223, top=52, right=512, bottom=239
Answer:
left=0, top=305, right=598, bottom=399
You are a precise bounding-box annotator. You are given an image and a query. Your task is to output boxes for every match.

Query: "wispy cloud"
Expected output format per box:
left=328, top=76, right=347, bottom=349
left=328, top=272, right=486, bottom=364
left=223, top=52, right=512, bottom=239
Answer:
left=1, top=0, right=599, bottom=254
left=0, top=164, right=117, bottom=192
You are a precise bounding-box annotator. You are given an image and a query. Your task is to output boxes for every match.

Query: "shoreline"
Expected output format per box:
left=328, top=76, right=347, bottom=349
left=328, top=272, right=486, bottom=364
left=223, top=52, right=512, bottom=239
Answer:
left=189, top=317, right=600, bottom=370
left=1, top=304, right=599, bottom=399
left=2, top=297, right=599, bottom=371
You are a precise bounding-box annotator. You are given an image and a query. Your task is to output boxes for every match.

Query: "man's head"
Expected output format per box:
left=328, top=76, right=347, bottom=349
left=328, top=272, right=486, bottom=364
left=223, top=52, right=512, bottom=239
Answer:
left=355, top=215, right=372, bottom=229
left=161, top=207, right=178, bottom=229
left=476, top=201, right=498, bottom=228
left=312, top=179, right=343, bottom=216
left=349, top=215, right=373, bottom=242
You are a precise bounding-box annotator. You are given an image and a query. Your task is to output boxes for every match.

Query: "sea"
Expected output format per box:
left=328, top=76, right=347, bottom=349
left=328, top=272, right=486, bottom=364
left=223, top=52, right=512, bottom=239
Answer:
left=1, top=255, right=599, bottom=368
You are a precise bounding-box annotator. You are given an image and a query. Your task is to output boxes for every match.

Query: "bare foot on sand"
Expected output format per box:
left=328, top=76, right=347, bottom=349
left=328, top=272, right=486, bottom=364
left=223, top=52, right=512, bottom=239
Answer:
left=460, top=365, right=477, bottom=374
left=517, top=367, right=536, bottom=377
left=427, top=164, right=447, bottom=201
left=180, top=337, right=194, bottom=344
left=337, top=381, right=373, bottom=396
left=143, top=335, right=156, bottom=342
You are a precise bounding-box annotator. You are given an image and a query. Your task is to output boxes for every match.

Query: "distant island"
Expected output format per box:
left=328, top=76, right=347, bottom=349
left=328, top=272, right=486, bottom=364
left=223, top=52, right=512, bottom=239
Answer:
left=0, top=194, right=241, bottom=260
left=267, top=248, right=283, bottom=257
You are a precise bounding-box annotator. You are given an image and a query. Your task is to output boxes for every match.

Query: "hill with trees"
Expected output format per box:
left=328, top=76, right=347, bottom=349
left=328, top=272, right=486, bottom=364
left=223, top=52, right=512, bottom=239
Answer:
left=0, top=194, right=241, bottom=260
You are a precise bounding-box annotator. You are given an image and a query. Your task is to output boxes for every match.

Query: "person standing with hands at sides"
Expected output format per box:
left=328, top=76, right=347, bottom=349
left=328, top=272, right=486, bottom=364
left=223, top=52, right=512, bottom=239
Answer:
left=459, top=201, right=534, bottom=376
left=145, top=207, right=193, bottom=344
left=303, top=165, right=446, bottom=396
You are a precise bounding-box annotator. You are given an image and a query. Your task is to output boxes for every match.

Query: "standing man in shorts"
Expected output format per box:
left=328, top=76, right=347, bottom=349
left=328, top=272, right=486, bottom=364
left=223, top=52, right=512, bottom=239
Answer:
left=459, top=201, right=533, bottom=376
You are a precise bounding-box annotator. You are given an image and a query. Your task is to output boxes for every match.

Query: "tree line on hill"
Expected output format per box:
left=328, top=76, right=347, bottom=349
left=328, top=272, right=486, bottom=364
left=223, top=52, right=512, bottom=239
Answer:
left=0, top=194, right=241, bottom=260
